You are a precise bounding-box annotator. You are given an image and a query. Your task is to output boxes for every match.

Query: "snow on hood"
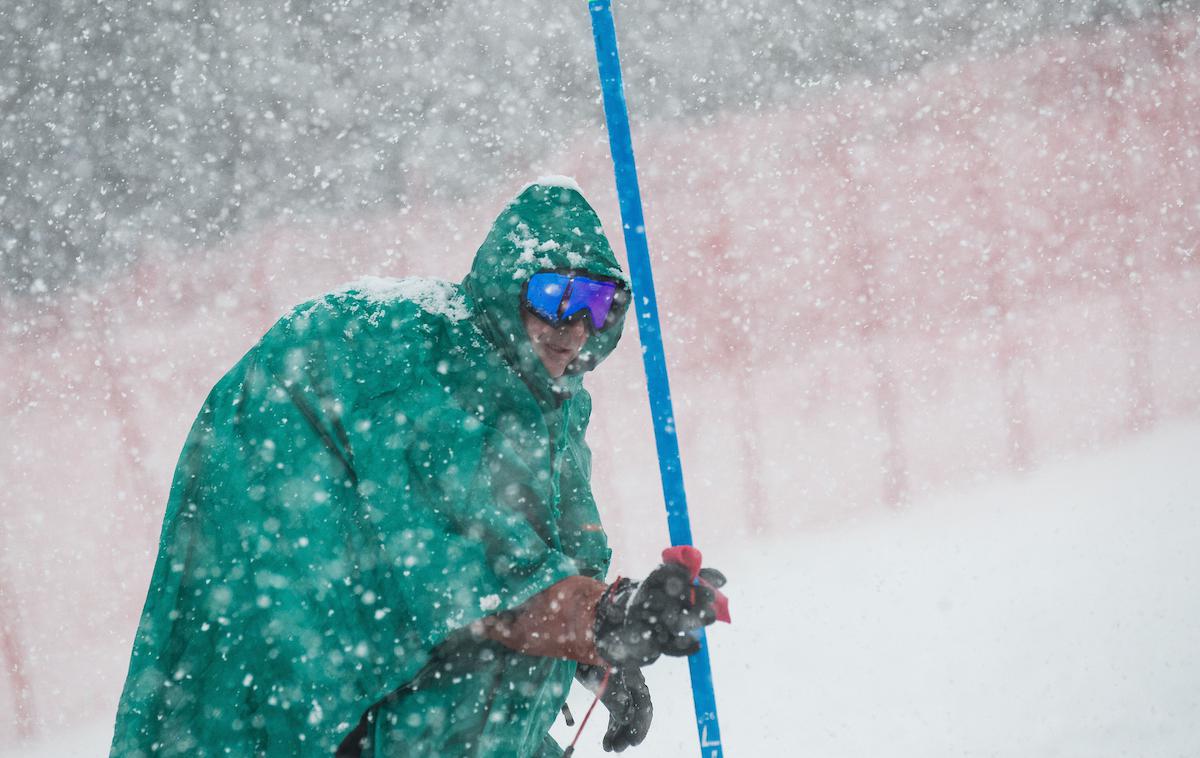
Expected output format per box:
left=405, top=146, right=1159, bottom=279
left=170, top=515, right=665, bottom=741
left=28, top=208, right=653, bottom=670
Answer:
left=521, top=174, right=585, bottom=195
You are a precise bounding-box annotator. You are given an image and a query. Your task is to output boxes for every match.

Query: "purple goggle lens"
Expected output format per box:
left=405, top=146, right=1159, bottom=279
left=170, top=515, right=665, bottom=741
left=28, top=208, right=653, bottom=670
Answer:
left=524, top=272, right=621, bottom=331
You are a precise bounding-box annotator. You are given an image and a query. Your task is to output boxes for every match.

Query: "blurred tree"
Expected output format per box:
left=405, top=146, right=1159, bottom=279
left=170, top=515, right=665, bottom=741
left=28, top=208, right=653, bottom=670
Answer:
left=830, top=129, right=909, bottom=507
left=2, top=0, right=1193, bottom=294
left=0, top=573, right=34, bottom=740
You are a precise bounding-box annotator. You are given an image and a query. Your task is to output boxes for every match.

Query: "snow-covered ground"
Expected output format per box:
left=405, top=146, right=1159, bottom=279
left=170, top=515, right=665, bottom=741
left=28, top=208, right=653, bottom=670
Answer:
left=554, top=420, right=1200, bottom=757
left=7, top=420, right=1199, bottom=757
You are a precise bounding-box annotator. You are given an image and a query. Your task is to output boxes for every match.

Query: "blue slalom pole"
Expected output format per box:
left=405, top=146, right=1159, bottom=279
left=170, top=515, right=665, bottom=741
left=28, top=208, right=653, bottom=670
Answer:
left=587, top=2, right=724, bottom=756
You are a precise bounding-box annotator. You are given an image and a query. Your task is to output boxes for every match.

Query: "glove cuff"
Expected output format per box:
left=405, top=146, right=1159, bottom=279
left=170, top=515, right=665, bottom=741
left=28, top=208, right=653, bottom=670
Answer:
left=594, top=576, right=633, bottom=628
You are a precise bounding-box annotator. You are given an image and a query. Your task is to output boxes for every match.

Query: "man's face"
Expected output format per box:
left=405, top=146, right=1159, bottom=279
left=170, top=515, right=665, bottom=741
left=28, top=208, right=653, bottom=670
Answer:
left=521, top=309, right=589, bottom=378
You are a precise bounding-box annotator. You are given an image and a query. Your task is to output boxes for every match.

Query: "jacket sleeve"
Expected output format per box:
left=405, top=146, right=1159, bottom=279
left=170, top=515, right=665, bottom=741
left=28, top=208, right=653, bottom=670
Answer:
left=268, top=300, right=580, bottom=659
left=347, top=381, right=582, bottom=646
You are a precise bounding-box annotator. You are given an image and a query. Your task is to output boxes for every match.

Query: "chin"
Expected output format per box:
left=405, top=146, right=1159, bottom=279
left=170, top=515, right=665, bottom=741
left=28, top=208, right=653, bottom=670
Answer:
left=543, top=353, right=576, bottom=378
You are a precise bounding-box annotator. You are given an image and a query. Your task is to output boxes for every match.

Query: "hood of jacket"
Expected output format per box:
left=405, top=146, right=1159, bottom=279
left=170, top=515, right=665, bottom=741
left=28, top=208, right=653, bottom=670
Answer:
left=463, top=179, right=629, bottom=406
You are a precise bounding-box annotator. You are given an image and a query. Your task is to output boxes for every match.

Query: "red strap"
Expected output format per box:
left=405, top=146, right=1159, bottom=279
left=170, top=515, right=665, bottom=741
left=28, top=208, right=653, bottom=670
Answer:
left=564, top=666, right=609, bottom=757
left=662, top=546, right=732, bottom=623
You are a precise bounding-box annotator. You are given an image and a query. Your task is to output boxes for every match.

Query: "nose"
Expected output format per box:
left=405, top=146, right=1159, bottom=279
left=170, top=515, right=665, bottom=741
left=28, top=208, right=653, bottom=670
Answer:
left=561, top=319, right=589, bottom=345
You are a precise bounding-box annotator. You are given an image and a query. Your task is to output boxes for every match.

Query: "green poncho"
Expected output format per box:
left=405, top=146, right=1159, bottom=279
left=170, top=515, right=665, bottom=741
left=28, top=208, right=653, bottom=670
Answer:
left=110, top=181, right=629, bottom=757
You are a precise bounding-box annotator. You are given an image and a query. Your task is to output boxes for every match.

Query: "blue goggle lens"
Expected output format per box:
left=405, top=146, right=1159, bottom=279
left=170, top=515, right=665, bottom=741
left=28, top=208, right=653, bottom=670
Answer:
left=524, top=272, right=621, bottom=331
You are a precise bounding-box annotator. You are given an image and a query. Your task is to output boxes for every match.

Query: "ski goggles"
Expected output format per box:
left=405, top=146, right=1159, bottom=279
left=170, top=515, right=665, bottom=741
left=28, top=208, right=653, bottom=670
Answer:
left=522, top=271, right=627, bottom=332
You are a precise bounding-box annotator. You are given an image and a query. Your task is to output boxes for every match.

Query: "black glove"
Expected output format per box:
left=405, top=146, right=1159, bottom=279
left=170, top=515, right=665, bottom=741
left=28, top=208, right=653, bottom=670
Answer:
left=593, top=563, right=726, bottom=668
left=576, top=663, right=652, bottom=753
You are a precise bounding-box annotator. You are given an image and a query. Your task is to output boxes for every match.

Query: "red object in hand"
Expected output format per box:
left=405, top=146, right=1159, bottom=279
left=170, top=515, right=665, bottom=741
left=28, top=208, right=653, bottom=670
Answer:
left=661, top=546, right=732, bottom=624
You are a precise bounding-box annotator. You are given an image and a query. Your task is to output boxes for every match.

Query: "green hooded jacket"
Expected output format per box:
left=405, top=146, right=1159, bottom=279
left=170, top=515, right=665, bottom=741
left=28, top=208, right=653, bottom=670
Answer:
left=110, top=181, right=629, bottom=757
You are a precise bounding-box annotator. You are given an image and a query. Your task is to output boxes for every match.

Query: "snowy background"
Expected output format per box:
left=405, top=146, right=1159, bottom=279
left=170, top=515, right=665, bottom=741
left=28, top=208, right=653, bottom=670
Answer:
left=3, top=1, right=1199, bottom=755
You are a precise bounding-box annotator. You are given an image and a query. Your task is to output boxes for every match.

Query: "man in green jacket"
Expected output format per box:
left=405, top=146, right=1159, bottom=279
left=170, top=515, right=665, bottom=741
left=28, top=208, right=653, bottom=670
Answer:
left=110, top=179, right=724, bottom=757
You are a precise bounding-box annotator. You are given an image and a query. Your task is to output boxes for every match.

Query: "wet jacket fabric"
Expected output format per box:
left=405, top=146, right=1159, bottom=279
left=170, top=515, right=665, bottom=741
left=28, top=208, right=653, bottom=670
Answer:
left=109, top=181, right=628, bottom=757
